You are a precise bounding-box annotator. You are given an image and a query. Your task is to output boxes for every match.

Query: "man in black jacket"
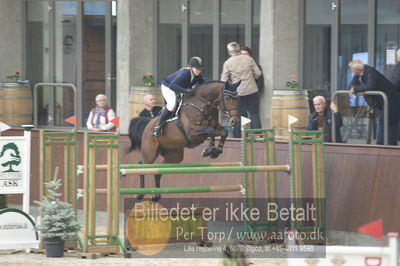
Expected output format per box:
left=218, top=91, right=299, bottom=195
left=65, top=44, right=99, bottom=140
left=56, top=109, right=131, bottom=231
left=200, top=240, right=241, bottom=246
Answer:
left=138, top=94, right=162, bottom=118
left=307, top=96, right=343, bottom=143
left=348, top=59, right=399, bottom=145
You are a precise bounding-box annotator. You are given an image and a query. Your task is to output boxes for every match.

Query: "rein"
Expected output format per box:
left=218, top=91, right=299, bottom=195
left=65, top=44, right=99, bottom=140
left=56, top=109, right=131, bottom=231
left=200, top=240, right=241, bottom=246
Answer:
left=218, top=85, right=240, bottom=119
left=184, top=84, right=239, bottom=120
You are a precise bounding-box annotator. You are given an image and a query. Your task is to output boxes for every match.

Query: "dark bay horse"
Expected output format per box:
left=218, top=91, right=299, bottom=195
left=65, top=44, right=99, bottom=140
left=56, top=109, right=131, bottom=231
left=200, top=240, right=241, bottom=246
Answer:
left=127, top=80, right=240, bottom=200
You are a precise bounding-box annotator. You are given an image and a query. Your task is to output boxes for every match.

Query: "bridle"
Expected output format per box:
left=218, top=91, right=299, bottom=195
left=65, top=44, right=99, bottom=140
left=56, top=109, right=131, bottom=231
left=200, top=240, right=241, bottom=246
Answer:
left=184, top=84, right=239, bottom=120
left=219, top=85, right=240, bottom=119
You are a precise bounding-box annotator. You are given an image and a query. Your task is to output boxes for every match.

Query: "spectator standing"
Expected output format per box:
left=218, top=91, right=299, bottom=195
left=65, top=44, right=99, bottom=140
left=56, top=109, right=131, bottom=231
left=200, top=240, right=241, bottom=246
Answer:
left=221, top=42, right=262, bottom=138
left=240, top=46, right=264, bottom=93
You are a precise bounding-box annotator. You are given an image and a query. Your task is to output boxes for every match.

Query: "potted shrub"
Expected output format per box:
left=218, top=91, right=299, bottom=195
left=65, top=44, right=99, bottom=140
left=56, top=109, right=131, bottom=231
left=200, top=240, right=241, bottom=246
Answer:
left=142, top=72, right=155, bottom=86
left=129, top=72, right=162, bottom=117
left=35, top=179, right=80, bottom=258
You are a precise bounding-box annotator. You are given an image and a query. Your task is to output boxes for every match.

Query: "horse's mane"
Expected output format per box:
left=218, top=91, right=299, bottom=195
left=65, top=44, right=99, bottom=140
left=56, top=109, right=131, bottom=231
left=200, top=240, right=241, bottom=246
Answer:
left=203, top=80, right=224, bottom=85
left=194, top=80, right=224, bottom=92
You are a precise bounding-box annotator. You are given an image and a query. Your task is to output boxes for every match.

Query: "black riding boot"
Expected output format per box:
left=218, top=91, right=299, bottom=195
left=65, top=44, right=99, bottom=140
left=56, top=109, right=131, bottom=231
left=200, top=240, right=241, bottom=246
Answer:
left=152, top=108, right=172, bottom=137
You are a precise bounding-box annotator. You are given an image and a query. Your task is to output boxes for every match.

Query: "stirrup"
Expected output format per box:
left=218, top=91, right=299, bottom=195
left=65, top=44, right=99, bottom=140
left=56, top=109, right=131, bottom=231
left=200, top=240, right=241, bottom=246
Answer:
left=152, top=126, right=162, bottom=137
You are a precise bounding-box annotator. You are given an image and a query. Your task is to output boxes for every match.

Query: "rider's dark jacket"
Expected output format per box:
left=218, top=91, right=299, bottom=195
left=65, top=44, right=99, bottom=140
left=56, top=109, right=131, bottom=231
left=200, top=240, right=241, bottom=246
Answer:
left=162, top=69, right=205, bottom=93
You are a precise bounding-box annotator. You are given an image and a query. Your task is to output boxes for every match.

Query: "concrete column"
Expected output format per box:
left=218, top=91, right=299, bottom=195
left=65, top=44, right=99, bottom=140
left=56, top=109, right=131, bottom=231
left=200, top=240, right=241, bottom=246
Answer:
left=131, top=0, right=154, bottom=84
left=0, top=0, right=22, bottom=81
left=116, top=0, right=131, bottom=133
left=116, top=0, right=154, bottom=133
left=259, top=0, right=300, bottom=127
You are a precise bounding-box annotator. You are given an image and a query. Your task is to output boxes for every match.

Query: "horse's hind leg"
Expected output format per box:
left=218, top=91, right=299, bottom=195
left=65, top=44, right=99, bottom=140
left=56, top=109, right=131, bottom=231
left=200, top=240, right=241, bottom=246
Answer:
left=134, top=174, right=146, bottom=200
left=134, top=161, right=145, bottom=200
left=140, top=127, right=160, bottom=200
left=151, top=149, right=184, bottom=202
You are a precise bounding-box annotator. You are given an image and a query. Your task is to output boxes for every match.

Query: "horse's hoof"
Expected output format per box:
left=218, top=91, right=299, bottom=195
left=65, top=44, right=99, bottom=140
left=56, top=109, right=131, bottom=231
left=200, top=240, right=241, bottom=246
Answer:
left=202, top=149, right=210, bottom=157
left=210, top=149, right=220, bottom=159
left=151, top=194, right=161, bottom=202
left=136, top=194, right=144, bottom=201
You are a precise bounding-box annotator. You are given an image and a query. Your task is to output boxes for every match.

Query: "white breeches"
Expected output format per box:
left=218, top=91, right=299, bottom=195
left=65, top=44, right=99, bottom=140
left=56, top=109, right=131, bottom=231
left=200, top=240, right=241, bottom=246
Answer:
left=161, top=84, right=177, bottom=112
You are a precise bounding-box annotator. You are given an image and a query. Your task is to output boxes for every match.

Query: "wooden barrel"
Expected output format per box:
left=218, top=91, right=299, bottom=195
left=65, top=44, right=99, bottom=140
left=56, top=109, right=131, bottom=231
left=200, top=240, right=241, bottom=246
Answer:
left=271, top=90, right=310, bottom=139
left=129, top=85, right=163, bottom=118
left=0, top=82, right=32, bottom=127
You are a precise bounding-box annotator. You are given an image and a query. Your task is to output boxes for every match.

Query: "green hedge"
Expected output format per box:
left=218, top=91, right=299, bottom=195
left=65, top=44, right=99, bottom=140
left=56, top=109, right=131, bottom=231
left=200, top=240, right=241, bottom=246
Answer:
left=0, top=195, right=7, bottom=209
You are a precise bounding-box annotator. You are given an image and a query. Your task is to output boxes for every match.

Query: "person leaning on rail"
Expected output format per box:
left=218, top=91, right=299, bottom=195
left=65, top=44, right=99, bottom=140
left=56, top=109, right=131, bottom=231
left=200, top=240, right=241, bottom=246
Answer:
left=348, top=59, right=400, bottom=145
left=307, top=96, right=343, bottom=143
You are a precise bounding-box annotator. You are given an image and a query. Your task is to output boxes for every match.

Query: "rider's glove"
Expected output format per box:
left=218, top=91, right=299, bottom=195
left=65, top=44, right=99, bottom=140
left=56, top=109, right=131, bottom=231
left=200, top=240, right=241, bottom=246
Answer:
left=185, top=89, right=195, bottom=96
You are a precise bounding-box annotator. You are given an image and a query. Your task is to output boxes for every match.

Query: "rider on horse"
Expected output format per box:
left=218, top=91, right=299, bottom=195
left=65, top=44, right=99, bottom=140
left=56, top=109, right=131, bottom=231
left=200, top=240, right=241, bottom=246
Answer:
left=152, top=56, right=206, bottom=137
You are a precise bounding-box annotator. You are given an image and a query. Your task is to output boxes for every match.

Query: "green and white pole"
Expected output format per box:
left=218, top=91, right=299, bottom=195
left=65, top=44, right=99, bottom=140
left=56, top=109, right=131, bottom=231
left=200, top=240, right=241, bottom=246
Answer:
left=120, top=165, right=290, bottom=176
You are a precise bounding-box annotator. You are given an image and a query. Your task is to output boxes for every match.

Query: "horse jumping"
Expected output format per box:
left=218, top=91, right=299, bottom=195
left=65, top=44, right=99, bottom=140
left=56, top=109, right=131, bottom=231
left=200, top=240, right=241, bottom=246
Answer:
left=127, top=80, right=240, bottom=200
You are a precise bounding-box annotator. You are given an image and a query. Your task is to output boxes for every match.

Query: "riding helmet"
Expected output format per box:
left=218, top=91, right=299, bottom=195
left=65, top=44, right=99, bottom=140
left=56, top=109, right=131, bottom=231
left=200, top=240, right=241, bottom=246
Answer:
left=188, top=56, right=204, bottom=69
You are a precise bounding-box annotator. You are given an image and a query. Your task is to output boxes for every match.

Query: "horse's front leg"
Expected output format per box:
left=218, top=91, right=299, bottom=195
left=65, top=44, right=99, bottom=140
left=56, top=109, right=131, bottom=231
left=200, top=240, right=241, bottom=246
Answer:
left=151, top=174, right=161, bottom=202
left=202, top=127, right=216, bottom=158
left=214, top=125, right=229, bottom=158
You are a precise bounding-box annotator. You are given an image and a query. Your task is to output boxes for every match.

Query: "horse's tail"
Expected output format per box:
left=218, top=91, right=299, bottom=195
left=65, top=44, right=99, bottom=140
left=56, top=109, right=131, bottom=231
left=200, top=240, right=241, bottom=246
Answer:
left=126, top=117, right=152, bottom=153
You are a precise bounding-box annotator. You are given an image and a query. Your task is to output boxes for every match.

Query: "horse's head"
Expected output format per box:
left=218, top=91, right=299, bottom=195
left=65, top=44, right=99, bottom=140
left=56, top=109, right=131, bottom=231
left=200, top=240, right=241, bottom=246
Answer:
left=192, top=81, right=240, bottom=127
left=222, top=81, right=240, bottom=127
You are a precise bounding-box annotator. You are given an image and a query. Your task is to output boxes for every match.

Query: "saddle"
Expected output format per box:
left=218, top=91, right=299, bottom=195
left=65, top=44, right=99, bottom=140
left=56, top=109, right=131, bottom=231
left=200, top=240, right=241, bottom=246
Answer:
left=165, top=94, right=184, bottom=123
left=164, top=94, right=199, bottom=147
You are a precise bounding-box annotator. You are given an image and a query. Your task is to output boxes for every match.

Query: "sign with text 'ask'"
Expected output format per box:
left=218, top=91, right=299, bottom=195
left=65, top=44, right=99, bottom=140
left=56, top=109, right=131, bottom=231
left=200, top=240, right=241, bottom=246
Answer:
left=0, top=137, right=26, bottom=194
left=0, top=126, right=33, bottom=214
left=0, top=138, right=26, bottom=193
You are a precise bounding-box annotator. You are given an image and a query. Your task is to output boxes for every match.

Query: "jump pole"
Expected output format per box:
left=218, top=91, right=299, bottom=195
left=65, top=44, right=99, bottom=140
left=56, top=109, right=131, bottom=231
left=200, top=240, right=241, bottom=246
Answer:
left=94, top=184, right=244, bottom=195
left=83, top=132, right=122, bottom=254
left=82, top=134, right=250, bottom=255
left=242, top=128, right=278, bottom=236
left=40, top=130, right=77, bottom=209
left=77, top=161, right=243, bottom=172
left=39, top=130, right=79, bottom=249
left=290, top=130, right=326, bottom=241
left=80, top=132, right=291, bottom=255
left=120, top=165, right=290, bottom=175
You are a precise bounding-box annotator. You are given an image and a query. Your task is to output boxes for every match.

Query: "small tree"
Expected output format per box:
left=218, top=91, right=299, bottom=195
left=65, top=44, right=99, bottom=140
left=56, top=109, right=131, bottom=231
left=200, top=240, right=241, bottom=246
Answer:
left=35, top=179, right=80, bottom=240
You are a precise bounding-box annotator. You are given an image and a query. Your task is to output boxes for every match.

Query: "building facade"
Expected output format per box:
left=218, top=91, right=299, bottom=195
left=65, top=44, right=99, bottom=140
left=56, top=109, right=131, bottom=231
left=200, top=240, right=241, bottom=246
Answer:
left=0, top=0, right=399, bottom=134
